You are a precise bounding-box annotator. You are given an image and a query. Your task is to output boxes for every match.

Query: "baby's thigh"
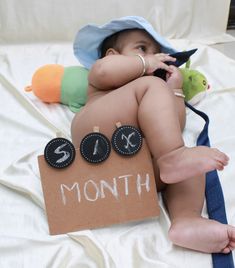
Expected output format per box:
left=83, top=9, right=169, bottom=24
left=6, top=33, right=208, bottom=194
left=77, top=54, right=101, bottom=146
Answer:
left=71, top=84, right=141, bottom=148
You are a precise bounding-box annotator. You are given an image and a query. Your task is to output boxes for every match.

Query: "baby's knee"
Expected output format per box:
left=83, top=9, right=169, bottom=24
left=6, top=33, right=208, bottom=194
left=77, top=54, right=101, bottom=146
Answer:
left=138, top=76, right=167, bottom=89
left=134, top=76, right=172, bottom=101
left=137, top=76, right=172, bottom=97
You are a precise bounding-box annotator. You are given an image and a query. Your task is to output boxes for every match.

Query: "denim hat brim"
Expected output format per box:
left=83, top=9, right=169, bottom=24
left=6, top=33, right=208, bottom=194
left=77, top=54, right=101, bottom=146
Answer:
left=73, top=16, right=177, bottom=69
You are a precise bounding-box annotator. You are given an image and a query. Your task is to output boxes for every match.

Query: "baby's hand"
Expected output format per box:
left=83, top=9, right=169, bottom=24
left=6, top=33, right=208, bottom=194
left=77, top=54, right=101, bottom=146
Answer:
left=165, top=65, right=183, bottom=90
left=144, top=53, right=176, bottom=75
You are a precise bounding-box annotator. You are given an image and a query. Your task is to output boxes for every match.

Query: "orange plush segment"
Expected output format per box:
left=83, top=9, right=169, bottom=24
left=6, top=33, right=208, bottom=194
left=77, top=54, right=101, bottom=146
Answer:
left=31, top=64, right=64, bottom=103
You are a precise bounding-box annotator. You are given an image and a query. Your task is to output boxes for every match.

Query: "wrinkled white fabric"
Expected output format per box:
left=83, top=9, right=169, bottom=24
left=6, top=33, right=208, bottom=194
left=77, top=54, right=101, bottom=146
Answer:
left=1, top=1, right=235, bottom=267
left=1, top=40, right=235, bottom=268
left=148, top=0, right=234, bottom=42
left=0, top=0, right=234, bottom=44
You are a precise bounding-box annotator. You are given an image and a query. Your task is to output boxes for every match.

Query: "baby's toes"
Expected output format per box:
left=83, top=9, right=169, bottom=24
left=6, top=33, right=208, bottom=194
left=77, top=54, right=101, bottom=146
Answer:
left=212, top=149, right=229, bottom=165
left=215, top=162, right=225, bottom=171
left=221, top=247, right=231, bottom=254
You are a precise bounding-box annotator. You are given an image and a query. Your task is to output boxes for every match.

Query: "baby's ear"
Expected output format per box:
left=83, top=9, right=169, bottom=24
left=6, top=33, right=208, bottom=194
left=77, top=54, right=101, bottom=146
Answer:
left=105, top=48, right=119, bottom=56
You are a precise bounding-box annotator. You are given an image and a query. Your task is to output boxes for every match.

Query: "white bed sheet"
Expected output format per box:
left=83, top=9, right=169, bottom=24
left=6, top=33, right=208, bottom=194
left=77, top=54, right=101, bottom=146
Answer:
left=1, top=0, right=235, bottom=267
left=0, top=0, right=234, bottom=44
left=1, top=40, right=235, bottom=268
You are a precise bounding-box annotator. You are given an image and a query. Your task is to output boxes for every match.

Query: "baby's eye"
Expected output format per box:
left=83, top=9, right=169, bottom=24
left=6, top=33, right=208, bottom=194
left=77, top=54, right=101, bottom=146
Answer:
left=137, top=45, right=146, bottom=52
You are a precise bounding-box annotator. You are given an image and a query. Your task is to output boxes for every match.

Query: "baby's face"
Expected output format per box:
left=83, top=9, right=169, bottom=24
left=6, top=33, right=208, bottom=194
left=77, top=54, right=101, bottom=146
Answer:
left=117, top=29, right=160, bottom=56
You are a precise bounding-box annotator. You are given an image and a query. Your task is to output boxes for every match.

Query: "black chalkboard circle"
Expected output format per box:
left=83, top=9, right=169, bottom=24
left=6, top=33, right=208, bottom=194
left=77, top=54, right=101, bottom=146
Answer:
left=112, top=125, right=142, bottom=156
left=44, top=138, right=76, bottom=169
left=80, top=132, right=111, bottom=163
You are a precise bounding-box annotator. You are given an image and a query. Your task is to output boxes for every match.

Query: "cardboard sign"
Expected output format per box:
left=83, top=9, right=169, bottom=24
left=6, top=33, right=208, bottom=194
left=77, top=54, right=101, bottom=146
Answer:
left=38, top=139, right=160, bottom=235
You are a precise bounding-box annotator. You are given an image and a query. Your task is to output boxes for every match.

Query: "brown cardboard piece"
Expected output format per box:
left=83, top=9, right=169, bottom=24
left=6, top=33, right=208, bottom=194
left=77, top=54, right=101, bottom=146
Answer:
left=38, top=139, right=160, bottom=235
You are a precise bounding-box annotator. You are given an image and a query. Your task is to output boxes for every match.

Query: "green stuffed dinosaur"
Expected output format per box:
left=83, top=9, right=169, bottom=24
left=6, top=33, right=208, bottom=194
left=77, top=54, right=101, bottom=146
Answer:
left=25, top=61, right=209, bottom=112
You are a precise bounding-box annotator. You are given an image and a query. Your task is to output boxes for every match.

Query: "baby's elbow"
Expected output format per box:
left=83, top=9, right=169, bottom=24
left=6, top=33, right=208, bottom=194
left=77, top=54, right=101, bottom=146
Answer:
left=88, top=60, right=108, bottom=88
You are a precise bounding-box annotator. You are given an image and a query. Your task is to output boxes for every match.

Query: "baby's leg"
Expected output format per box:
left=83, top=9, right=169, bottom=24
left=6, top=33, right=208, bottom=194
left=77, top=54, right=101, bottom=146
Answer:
left=164, top=177, right=235, bottom=253
left=71, top=76, right=228, bottom=183
left=158, top=146, right=229, bottom=183
left=156, top=82, right=229, bottom=183
left=72, top=76, right=183, bottom=148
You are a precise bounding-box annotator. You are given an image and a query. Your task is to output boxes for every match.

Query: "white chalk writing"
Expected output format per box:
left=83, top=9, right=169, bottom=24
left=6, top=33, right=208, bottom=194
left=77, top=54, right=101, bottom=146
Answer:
left=100, top=178, right=118, bottom=199
left=121, top=132, right=136, bottom=150
left=93, top=139, right=99, bottom=155
left=60, top=173, right=151, bottom=205
left=136, top=173, right=150, bottom=195
left=118, top=174, right=132, bottom=195
left=60, top=183, right=81, bottom=205
left=55, top=143, right=70, bottom=163
left=84, top=180, right=100, bottom=201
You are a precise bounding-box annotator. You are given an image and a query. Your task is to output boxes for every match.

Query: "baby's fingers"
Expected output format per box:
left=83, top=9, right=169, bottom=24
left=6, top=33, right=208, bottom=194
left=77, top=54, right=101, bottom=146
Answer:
left=155, top=53, right=176, bottom=63
left=157, top=62, right=171, bottom=71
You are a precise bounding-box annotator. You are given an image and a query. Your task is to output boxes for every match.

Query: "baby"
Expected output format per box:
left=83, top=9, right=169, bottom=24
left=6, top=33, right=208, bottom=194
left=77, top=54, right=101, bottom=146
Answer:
left=71, top=16, right=235, bottom=254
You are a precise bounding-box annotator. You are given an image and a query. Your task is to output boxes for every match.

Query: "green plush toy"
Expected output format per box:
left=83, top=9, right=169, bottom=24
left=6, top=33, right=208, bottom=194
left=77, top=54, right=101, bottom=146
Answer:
left=181, top=60, right=209, bottom=103
left=25, top=64, right=88, bottom=113
left=25, top=61, right=209, bottom=112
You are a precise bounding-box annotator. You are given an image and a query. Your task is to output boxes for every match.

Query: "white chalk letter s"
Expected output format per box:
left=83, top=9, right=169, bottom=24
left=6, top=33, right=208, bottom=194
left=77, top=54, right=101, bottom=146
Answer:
left=55, top=143, right=70, bottom=163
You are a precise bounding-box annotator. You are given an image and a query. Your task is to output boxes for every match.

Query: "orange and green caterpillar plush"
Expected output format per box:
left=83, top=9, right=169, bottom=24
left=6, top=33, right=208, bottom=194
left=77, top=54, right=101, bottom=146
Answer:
left=25, top=61, right=209, bottom=112
left=25, top=64, right=88, bottom=113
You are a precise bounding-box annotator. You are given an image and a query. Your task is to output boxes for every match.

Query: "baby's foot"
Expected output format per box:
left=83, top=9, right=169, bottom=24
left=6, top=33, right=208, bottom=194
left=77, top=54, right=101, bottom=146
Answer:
left=168, top=217, right=235, bottom=253
left=157, top=146, right=229, bottom=183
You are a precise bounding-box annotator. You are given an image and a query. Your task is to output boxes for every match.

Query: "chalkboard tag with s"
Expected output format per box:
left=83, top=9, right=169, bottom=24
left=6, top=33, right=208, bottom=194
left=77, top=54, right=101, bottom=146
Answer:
left=44, top=137, right=76, bottom=169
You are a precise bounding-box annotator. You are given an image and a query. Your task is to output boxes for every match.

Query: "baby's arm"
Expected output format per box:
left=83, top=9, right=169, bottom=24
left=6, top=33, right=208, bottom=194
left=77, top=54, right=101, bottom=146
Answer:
left=88, top=54, right=176, bottom=90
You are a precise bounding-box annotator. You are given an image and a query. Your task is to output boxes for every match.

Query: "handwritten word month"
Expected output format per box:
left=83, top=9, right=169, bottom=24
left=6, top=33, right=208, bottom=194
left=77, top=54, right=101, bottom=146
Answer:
left=60, top=173, right=151, bottom=205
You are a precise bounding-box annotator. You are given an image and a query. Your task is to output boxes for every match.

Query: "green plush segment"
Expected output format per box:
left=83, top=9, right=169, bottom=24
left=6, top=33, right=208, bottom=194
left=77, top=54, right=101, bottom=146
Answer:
left=180, top=68, right=208, bottom=101
left=61, top=66, right=88, bottom=112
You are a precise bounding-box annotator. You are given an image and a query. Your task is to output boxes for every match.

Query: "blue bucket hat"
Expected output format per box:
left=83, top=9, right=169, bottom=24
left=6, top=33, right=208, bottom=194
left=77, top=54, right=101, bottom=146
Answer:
left=74, top=16, right=176, bottom=69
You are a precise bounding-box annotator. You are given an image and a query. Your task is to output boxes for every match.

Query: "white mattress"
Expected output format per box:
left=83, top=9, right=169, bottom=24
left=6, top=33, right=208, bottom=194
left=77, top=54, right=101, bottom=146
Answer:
left=1, top=1, right=235, bottom=267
